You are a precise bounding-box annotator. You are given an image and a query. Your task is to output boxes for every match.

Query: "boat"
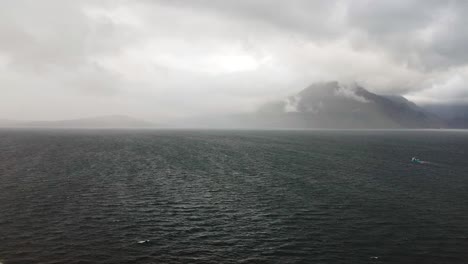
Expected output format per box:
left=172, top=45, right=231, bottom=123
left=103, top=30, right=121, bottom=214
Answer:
left=411, top=157, right=423, bottom=164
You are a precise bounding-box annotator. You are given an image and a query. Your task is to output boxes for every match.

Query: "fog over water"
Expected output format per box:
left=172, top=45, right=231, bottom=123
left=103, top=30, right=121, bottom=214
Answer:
left=1, top=1, right=468, bottom=122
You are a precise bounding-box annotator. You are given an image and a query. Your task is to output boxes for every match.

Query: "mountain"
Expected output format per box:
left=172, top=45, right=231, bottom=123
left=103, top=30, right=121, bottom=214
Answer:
left=1, top=115, right=155, bottom=128
left=422, top=104, right=468, bottom=128
left=167, top=81, right=446, bottom=129
left=2, top=82, right=462, bottom=130
left=254, top=81, right=444, bottom=129
left=180, top=81, right=444, bottom=129
left=0, top=119, right=22, bottom=127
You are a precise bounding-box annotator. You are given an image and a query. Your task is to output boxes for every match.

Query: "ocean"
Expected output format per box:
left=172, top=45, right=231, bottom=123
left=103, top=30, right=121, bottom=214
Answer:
left=0, top=129, right=467, bottom=264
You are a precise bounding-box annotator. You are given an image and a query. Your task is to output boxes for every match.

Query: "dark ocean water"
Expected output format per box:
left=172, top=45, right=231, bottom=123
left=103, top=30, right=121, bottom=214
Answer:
left=0, top=129, right=467, bottom=264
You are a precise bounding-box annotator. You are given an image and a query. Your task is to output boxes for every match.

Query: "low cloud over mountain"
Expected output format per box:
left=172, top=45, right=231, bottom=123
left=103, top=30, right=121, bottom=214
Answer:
left=2, top=1, right=468, bottom=122
left=173, top=82, right=447, bottom=129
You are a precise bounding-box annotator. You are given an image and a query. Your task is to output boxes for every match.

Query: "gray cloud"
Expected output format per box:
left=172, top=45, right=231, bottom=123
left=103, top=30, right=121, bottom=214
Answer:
left=1, top=0, right=468, bottom=121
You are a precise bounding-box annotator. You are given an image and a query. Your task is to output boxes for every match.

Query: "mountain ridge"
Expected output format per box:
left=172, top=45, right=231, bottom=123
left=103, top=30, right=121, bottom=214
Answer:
left=249, top=81, right=445, bottom=129
left=1, top=82, right=466, bottom=129
left=0, top=115, right=155, bottom=128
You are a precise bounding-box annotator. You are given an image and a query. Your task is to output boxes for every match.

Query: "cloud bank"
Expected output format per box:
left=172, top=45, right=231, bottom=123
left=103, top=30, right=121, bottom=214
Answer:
left=1, top=0, right=468, bottom=121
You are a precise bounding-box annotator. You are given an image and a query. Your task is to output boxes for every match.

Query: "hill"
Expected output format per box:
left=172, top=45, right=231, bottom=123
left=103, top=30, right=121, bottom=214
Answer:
left=1, top=115, right=155, bottom=129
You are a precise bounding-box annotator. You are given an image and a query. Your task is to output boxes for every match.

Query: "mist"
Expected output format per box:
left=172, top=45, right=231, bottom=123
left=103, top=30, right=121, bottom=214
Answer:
left=1, top=0, right=468, bottom=124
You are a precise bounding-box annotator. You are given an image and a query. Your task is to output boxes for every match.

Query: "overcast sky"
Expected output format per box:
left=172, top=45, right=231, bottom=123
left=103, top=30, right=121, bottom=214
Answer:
left=1, top=0, right=468, bottom=121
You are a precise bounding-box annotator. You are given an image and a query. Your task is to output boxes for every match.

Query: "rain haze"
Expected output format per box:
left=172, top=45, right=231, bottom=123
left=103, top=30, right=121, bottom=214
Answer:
left=1, top=0, right=468, bottom=126
left=2, top=2, right=468, bottom=263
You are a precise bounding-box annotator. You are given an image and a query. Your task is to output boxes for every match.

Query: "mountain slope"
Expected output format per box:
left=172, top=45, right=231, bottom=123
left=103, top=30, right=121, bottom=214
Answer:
left=422, top=104, right=468, bottom=128
left=252, top=81, right=445, bottom=129
left=170, top=81, right=445, bottom=129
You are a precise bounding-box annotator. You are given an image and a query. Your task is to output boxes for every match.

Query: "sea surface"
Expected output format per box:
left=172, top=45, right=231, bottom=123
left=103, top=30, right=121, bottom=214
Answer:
left=0, top=129, right=467, bottom=264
